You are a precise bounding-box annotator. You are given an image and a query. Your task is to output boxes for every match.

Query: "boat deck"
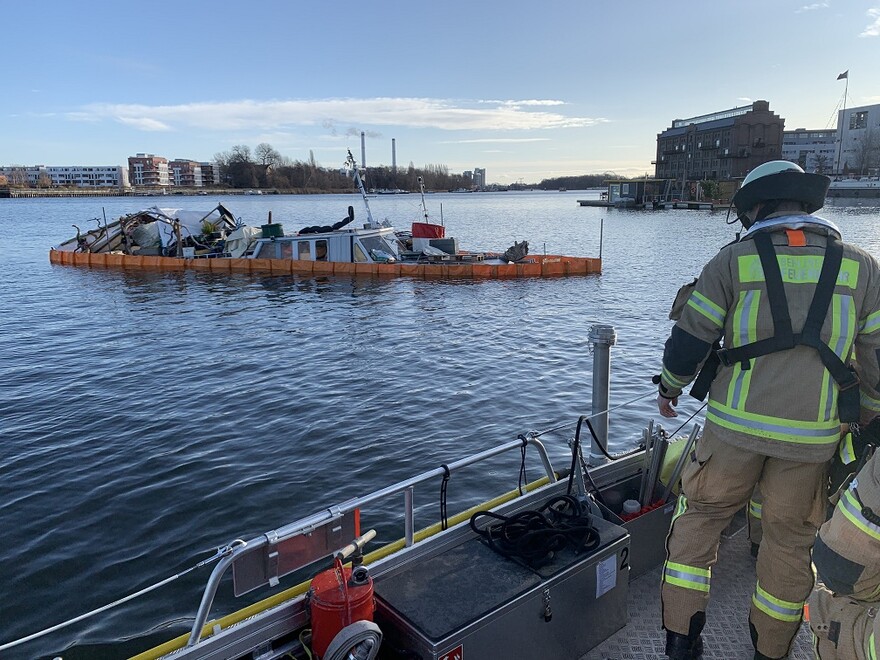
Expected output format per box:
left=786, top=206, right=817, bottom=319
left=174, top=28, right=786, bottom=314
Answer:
left=582, top=520, right=814, bottom=659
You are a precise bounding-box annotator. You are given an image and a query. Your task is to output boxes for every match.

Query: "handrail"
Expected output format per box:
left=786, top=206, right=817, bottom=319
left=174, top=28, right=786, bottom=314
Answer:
left=186, top=435, right=556, bottom=647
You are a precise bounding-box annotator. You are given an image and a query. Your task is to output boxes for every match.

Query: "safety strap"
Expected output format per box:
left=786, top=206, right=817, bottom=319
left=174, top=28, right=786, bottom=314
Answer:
left=712, top=232, right=860, bottom=421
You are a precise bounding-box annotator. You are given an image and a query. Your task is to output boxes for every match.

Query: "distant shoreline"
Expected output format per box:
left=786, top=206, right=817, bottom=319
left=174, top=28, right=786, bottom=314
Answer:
left=0, top=187, right=351, bottom=199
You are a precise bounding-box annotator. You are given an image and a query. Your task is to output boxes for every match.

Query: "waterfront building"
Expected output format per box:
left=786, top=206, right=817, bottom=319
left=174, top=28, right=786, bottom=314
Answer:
left=128, top=153, right=170, bottom=187
left=45, top=165, right=129, bottom=188
left=654, top=100, right=785, bottom=184
left=0, top=165, right=129, bottom=188
left=835, top=103, right=880, bottom=175
left=199, top=161, right=221, bottom=186
left=473, top=167, right=486, bottom=188
left=781, top=129, right=837, bottom=174
left=170, top=159, right=203, bottom=187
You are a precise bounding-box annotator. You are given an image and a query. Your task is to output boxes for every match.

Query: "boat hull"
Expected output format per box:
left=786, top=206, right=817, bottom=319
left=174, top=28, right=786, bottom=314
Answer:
left=48, top=250, right=601, bottom=279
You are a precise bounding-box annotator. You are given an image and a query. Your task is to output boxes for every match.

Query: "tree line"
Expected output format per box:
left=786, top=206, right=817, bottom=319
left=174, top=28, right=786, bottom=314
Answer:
left=213, top=144, right=476, bottom=192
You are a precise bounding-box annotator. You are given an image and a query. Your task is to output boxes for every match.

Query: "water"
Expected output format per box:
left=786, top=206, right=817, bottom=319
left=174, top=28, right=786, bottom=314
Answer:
left=2, top=192, right=878, bottom=659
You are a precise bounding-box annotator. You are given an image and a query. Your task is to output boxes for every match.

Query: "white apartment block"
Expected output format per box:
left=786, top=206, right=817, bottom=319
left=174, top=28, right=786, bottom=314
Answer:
left=0, top=165, right=129, bottom=188
left=836, top=103, right=880, bottom=175
left=782, top=129, right=837, bottom=174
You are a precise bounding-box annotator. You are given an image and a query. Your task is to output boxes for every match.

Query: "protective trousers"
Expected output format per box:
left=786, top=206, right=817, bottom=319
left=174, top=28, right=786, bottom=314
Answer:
left=661, top=429, right=827, bottom=658
left=809, top=585, right=878, bottom=659
left=748, top=486, right=764, bottom=552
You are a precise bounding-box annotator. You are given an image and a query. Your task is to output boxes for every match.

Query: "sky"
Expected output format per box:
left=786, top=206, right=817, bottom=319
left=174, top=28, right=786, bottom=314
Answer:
left=2, top=1, right=879, bottom=184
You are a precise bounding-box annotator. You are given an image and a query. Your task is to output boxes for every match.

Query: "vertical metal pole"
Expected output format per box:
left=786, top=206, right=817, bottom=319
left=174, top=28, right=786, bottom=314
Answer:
left=588, top=324, right=617, bottom=465
left=404, top=487, right=414, bottom=547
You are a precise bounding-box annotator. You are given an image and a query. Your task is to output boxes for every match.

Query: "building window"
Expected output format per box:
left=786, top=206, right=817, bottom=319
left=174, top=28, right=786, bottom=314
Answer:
left=850, top=111, right=868, bottom=130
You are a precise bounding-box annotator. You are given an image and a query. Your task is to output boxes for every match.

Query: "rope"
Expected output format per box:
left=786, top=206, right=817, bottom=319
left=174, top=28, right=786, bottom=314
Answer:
left=0, top=541, right=245, bottom=653
left=470, top=494, right=600, bottom=567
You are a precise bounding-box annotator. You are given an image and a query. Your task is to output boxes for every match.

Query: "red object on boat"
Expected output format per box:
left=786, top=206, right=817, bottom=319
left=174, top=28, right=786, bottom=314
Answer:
left=411, top=222, right=445, bottom=239
left=309, top=562, right=375, bottom=658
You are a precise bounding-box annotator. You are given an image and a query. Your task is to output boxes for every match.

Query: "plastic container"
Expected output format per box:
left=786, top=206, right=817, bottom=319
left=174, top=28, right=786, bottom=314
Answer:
left=622, top=500, right=641, bottom=515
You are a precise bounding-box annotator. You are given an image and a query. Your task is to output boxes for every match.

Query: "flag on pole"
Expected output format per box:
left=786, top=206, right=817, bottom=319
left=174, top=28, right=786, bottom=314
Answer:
left=837, top=70, right=849, bottom=80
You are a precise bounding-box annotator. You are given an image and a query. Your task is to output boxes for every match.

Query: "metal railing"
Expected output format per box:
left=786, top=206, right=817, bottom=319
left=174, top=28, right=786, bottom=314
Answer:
left=185, top=435, right=557, bottom=647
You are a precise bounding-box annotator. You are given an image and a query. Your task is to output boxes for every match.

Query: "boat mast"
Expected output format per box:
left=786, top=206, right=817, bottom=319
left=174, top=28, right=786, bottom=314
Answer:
left=346, top=150, right=377, bottom=228
left=417, top=176, right=430, bottom=224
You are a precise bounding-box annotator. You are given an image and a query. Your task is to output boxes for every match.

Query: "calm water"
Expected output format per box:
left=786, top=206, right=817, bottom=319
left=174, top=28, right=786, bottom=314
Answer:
left=2, top=192, right=879, bottom=659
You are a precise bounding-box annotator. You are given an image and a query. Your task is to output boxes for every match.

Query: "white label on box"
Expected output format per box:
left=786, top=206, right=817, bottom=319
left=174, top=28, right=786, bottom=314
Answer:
left=596, top=554, right=617, bottom=598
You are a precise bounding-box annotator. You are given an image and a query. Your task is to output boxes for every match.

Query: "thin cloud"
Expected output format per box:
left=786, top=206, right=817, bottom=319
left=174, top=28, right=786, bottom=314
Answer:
left=861, top=7, right=880, bottom=36
left=71, top=97, right=602, bottom=133
left=795, top=2, right=829, bottom=13
left=117, top=116, right=172, bottom=131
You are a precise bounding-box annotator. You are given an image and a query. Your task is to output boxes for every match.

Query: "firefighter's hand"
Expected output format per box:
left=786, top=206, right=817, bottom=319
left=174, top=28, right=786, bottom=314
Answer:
left=657, top=394, right=679, bottom=418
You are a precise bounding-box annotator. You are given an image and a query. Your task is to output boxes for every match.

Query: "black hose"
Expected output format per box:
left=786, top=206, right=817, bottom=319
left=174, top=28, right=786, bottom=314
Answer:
left=470, top=494, right=600, bottom=568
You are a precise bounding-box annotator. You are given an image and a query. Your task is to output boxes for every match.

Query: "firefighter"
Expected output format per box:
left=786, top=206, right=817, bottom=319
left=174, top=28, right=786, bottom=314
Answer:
left=809, top=441, right=880, bottom=658
left=656, top=160, right=880, bottom=659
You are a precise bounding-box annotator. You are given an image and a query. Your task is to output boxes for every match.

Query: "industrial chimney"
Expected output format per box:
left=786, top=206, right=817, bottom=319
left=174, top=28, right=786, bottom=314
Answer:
left=360, top=131, right=366, bottom=168
left=392, top=138, right=397, bottom=173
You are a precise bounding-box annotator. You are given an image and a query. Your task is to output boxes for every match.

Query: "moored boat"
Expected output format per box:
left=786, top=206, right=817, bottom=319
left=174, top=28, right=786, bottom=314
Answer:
left=49, top=153, right=601, bottom=280
left=0, top=325, right=816, bottom=659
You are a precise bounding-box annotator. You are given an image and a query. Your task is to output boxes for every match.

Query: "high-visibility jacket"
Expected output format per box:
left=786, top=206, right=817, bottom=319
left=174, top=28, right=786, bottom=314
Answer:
left=660, top=214, right=880, bottom=463
left=814, top=449, right=880, bottom=601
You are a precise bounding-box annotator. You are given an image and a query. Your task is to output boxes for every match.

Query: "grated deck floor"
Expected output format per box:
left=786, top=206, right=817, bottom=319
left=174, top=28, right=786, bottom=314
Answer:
left=582, top=526, right=814, bottom=660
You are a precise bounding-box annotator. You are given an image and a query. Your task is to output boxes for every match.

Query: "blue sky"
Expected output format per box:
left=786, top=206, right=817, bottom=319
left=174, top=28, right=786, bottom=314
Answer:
left=3, top=1, right=879, bottom=183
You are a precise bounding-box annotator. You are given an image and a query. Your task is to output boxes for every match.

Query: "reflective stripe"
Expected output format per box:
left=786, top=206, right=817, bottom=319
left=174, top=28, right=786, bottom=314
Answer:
left=838, top=486, right=880, bottom=542
left=820, top=295, right=854, bottom=422
left=838, top=432, right=856, bottom=465
left=752, top=581, right=804, bottom=622
left=687, top=291, right=725, bottom=328
left=707, top=400, right=841, bottom=445
left=861, top=309, right=880, bottom=334
left=749, top=499, right=763, bottom=519
left=663, top=561, right=710, bottom=593
left=862, top=390, right=880, bottom=414
left=868, top=630, right=876, bottom=660
left=728, top=289, right=759, bottom=408
left=737, top=254, right=859, bottom=289
left=662, top=366, right=690, bottom=390
left=672, top=494, right=688, bottom=522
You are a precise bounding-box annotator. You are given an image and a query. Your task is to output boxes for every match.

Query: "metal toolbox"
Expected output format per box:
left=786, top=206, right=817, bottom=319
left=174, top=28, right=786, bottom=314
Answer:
left=373, top=509, right=629, bottom=660
left=599, top=474, right=675, bottom=578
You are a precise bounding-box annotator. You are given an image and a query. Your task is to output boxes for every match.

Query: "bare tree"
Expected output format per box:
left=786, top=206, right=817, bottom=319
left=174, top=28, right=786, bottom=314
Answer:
left=255, top=143, right=281, bottom=168
left=853, top=128, right=880, bottom=175
left=230, top=144, right=253, bottom=164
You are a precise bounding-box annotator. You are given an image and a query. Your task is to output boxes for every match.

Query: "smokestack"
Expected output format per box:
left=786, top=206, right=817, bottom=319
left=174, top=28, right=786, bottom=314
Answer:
left=392, top=138, right=397, bottom=173
left=361, top=131, right=366, bottom=168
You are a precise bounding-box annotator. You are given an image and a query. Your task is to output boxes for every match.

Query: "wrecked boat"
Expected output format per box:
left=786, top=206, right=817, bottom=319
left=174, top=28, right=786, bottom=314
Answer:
left=48, top=154, right=601, bottom=279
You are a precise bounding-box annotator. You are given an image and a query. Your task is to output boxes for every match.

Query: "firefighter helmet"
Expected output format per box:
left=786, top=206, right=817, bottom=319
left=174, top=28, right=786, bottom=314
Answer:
left=732, top=160, right=830, bottom=227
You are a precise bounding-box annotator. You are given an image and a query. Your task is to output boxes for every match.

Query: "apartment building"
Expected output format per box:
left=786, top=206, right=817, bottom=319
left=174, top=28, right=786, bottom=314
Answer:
left=655, top=100, right=785, bottom=181
left=128, top=153, right=170, bottom=187
left=781, top=129, right=837, bottom=174
left=169, top=159, right=203, bottom=187
left=0, top=165, right=129, bottom=188
left=835, top=103, right=880, bottom=175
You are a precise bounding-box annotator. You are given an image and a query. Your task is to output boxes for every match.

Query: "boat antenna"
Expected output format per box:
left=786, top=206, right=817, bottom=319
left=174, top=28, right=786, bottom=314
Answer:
left=418, top=176, right=430, bottom=224
left=346, top=150, right=377, bottom=228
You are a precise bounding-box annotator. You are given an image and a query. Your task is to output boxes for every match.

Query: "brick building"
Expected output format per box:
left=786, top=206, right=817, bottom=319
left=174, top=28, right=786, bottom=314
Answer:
left=655, top=100, right=785, bottom=185
left=128, top=153, right=170, bottom=187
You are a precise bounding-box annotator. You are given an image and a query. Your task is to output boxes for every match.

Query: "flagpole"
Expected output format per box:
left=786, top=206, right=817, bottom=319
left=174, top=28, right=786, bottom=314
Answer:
left=835, top=72, right=849, bottom=175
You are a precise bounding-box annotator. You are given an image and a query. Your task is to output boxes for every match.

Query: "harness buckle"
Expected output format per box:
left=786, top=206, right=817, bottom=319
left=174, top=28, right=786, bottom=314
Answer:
left=715, top=348, right=733, bottom=367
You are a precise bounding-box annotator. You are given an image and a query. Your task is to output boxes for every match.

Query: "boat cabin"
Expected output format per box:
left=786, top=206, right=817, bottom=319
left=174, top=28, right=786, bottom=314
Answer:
left=250, top=226, right=402, bottom=263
